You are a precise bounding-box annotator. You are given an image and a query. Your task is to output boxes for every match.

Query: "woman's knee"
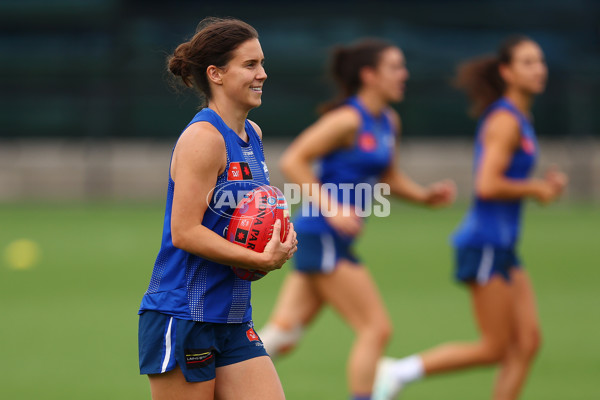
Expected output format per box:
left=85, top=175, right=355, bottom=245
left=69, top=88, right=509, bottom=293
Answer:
left=358, top=316, right=393, bottom=347
left=519, top=327, right=542, bottom=360
left=378, top=317, right=394, bottom=344
left=478, top=339, right=509, bottom=364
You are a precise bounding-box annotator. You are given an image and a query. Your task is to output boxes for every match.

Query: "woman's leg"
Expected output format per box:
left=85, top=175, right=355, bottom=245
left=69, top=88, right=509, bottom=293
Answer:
left=148, top=365, right=215, bottom=400
left=373, top=275, right=516, bottom=400
left=312, top=260, right=393, bottom=396
left=493, top=269, right=541, bottom=400
left=215, top=356, right=285, bottom=400
left=259, top=270, right=324, bottom=358
left=421, top=275, right=515, bottom=373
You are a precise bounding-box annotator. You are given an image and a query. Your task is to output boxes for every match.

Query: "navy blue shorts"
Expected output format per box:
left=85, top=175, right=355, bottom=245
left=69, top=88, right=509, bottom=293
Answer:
left=293, top=231, right=360, bottom=273
left=138, top=311, right=268, bottom=382
left=454, top=246, right=522, bottom=285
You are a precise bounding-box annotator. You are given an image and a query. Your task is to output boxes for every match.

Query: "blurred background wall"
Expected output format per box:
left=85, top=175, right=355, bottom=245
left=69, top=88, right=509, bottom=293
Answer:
left=1, top=0, right=598, bottom=201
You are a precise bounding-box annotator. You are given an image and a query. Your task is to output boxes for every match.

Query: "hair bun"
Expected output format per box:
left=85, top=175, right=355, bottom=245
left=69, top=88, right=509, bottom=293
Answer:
left=168, top=42, right=191, bottom=78
left=165, top=18, right=259, bottom=100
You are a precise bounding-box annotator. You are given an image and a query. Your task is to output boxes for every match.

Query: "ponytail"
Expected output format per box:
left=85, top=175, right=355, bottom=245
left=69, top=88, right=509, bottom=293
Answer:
left=455, top=35, right=533, bottom=117
left=454, top=55, right=504, bottom=117
left=319, top=38, right=393, bottom=114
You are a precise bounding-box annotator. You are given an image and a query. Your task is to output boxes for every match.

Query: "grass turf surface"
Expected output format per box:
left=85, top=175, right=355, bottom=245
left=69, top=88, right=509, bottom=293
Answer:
left=0, top=201, right=598, bottom=399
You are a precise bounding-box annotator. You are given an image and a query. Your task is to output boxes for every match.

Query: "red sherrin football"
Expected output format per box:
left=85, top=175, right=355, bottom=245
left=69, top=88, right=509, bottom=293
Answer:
left=227, top=185, right=290, bottom=281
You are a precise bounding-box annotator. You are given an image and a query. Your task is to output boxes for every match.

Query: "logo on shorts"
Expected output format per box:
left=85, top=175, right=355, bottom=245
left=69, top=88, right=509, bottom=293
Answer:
left=184, top=348, right=216, bottom=369
left=246, top=327, right=259, bottom=342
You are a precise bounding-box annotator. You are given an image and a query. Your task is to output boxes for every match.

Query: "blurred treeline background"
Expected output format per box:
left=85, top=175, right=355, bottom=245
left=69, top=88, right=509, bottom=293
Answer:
left=1, top=0, right=599, bottom=202
left=2, top=0, right=599, bottom=140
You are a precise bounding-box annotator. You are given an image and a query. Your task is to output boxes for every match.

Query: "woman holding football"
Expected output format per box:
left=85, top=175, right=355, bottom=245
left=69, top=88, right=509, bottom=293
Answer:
left=373, top=36, right=568, bottom=400
left=137, top=17, right=297, bottom=400
left=259, top=38, right=455, bottom=400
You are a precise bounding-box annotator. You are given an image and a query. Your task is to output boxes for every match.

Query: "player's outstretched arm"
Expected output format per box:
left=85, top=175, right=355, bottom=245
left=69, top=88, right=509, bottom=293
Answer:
left=280, top=106, right=364, bottom=236
left=381, top=165, right=456, bottom=208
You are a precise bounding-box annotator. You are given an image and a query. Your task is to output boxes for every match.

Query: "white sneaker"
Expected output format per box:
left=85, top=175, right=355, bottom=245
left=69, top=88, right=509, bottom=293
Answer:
left=372, top=357, right=405, bottom=400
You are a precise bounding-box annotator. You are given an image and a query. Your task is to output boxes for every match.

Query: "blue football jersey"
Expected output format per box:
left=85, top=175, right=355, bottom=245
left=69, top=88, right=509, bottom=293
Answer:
left=453, top=97, right=539, bottom=249
left=293, top=96, right=396, bottom=235
left=139, top=108, right=270, bottom=323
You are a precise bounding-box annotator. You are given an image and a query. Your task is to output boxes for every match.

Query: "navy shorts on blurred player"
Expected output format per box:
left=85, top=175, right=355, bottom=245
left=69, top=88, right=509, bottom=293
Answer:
left=293, top=231, right=360, bottom=274
left=454, top=246, right=521, bottom=285
left=139, top=311, right=268, bottom=382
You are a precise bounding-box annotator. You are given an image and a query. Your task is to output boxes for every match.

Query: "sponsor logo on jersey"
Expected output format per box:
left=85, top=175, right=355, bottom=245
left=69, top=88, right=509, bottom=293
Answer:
left=521, top=136, right=536, bottom=155
left=359, top=132, right=377, bottom=152
left=228, top=162, right=253, bottom=181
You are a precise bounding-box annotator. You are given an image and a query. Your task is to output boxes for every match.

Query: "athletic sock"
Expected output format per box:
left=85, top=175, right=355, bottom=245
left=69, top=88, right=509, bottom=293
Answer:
left=388, top=355, right=424, bottom=383
left=257, top=323, right=303, bottom=359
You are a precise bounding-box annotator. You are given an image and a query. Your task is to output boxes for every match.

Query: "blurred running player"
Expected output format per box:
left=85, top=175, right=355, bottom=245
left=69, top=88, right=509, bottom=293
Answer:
left=137, top=18, right=297, bottom=400
left=259, top=38, right=456, bottom=400
left=373, top=36, right=568, bottom=400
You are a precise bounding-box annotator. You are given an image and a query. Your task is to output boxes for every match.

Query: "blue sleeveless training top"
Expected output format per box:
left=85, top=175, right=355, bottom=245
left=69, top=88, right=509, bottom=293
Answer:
left=139, top=108, right=270, bottom=323
left=293, top=96, right=396, bottom=235
left=452, top=97, right=538, bottom=249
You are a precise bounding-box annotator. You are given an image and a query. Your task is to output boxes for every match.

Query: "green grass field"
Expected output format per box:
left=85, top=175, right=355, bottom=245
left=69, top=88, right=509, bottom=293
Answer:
left=0, top=201, right=598, bottom=399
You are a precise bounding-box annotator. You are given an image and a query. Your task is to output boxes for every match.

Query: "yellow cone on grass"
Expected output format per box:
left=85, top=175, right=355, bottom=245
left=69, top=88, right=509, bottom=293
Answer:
left=4, top=239, right=41, bottom=270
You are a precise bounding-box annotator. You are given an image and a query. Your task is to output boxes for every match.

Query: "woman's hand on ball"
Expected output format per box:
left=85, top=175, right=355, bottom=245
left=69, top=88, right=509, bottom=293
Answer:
left=261, top=221, right=297, bottom=271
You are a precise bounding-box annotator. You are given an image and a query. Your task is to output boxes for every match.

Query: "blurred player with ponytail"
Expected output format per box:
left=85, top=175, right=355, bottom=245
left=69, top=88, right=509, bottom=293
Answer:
left=374, top=35, right=567, bottom=400
left=259, top=39, right=455, bottom=400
